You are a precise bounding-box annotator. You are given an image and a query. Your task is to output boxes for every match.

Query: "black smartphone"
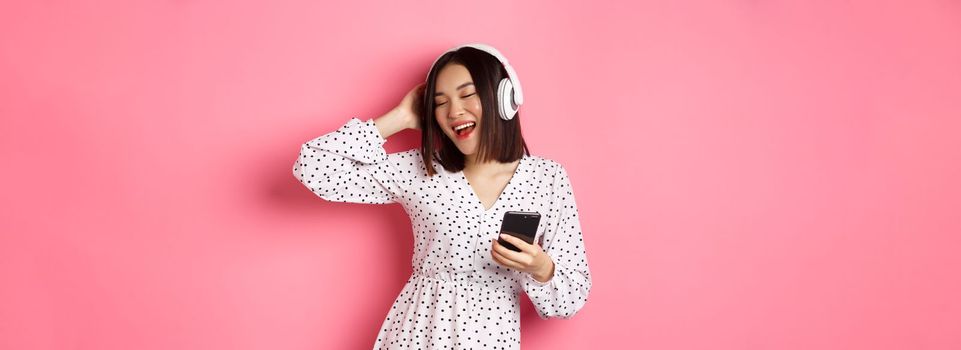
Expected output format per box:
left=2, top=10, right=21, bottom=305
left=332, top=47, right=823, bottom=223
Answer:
left=497, top=211, right=541, bottom=252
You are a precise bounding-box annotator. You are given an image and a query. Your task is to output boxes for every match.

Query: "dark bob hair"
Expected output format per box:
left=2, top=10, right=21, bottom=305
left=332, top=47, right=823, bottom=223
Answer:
left=420, top=46, right=530, bottom=177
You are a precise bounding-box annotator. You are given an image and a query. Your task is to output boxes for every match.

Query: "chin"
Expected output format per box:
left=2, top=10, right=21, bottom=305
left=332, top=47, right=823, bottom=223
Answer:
left=447, top=137, right=475, bottom=155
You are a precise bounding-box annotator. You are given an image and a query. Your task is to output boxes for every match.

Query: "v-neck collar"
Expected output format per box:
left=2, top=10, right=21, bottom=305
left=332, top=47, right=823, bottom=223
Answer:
left=458, top=155, right=528, bottom=213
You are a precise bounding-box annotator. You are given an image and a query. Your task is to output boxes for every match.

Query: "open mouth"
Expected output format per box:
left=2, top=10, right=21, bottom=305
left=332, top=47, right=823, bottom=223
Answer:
left=452, top=121, right=476, bottom=137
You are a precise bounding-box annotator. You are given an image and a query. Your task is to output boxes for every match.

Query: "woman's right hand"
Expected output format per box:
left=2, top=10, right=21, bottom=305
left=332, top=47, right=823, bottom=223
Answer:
left=396, top=82, right=427, bottom=131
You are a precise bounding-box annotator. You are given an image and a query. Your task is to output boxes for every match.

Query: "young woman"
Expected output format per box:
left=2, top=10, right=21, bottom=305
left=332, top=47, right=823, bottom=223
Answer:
left=293, top=43, right=591, bottom=349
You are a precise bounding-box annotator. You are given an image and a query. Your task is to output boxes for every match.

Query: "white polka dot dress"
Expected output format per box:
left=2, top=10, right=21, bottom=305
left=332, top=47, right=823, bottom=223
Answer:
left=292, top=117, right=592, bottom=349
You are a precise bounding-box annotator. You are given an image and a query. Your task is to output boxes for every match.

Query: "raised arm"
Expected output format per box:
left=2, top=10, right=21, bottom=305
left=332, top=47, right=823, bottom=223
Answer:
left=292, top=84, right=424, bottom=204
left=292, top=117, right=398, bottom=204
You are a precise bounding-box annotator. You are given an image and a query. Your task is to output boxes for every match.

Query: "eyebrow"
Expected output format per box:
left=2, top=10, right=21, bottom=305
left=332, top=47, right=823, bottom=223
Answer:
left=434, top=82, right=474, bottom=97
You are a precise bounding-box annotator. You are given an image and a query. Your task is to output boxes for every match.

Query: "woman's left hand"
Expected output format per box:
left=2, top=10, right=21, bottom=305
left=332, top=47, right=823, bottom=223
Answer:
left=491, top=234, right=555, bottom=282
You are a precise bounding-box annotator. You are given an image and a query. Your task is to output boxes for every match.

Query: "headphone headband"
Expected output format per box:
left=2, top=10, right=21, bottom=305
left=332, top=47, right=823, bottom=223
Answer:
left=425, top=43, right=524, bottom=119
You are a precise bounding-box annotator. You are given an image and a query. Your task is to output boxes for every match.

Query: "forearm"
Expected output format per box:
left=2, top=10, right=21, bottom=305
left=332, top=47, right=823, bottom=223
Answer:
left=373, top=107, right=411, bottom=140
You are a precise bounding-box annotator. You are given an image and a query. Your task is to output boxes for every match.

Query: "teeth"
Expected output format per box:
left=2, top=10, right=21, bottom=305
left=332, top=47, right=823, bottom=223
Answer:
left=454, top=122, right=475, bottom=131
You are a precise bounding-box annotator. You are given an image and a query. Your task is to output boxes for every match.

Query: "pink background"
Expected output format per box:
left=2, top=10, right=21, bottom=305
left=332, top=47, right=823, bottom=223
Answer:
left=2, top=1, right=960, bottom=349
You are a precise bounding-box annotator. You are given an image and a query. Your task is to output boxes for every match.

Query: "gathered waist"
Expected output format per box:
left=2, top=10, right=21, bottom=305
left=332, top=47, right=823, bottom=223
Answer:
left=410, top=271, right=519, bottom=293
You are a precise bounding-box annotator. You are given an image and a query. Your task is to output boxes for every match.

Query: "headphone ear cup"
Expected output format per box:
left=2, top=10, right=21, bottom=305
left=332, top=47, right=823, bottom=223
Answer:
left=497, top=78, right=518, bottom=120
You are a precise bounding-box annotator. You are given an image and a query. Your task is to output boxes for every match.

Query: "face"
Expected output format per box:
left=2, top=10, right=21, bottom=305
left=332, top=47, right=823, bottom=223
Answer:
left=433, top=63, right=483, bottom=155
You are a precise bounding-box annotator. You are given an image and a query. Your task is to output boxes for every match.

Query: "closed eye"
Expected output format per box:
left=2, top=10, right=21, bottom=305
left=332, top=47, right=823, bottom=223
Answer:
left=435, top=93, right=476, bottom=108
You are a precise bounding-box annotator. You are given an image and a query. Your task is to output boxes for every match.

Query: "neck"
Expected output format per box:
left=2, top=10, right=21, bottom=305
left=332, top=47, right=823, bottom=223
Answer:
left=463, top=153, right=488, bottom=173
left=463, top=153, right=520, bottom=175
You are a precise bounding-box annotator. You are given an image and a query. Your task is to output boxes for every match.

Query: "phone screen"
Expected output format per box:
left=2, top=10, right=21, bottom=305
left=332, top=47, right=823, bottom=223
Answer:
left=498, top=211, right=541, bottom=252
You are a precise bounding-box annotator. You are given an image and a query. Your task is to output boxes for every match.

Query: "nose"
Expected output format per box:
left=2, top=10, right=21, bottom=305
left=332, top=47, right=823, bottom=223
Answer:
left=447, top=100, right=467, bottom=119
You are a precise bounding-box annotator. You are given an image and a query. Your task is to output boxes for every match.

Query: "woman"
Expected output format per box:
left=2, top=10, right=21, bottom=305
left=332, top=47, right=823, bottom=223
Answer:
left=292, top=43, right=591, bottom=349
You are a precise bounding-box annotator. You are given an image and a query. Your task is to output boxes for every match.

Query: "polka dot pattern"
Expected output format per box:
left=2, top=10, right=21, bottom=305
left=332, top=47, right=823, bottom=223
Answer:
left=293, top=117, right=592, bottom=349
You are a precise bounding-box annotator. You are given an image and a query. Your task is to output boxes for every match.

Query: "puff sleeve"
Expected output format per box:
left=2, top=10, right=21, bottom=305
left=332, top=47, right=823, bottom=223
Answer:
left=292, top=117, right=408, bottom=205
left=522, top=164, right=593, bottom=319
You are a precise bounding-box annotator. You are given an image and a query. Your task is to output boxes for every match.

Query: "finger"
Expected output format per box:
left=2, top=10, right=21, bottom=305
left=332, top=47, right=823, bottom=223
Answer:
left=492, top=238, right=532, bottom=265
left=492, top=246, right=523, bottom=270
left=492, top=237, right=523, bottom=259
left=490, top=246, right=508, bottom=266
left=498, top=234, right=535, bottom=254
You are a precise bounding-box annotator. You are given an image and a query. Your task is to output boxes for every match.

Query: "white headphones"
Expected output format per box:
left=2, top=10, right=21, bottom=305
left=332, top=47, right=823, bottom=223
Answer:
left=425, top=43, right=525, bottom=121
